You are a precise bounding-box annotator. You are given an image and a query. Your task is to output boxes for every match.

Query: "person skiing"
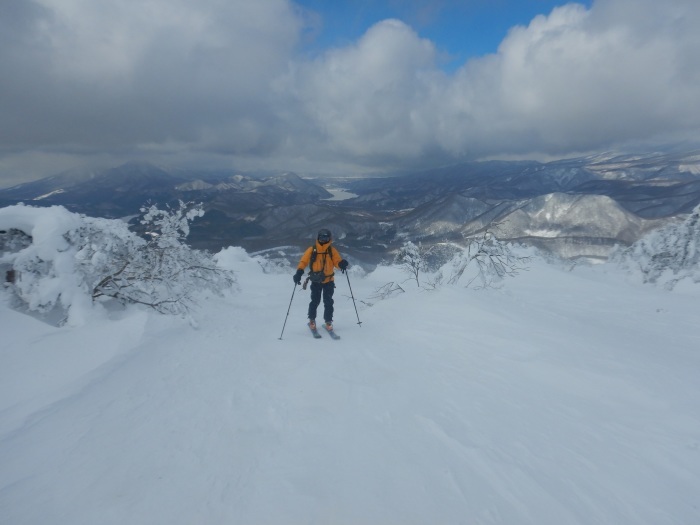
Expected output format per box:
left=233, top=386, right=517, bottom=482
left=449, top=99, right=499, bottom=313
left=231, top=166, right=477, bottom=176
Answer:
left=293, top=228, right=349, bottom=332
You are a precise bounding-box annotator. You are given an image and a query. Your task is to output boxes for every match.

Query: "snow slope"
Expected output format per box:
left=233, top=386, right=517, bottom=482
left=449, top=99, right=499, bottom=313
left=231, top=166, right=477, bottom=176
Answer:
left=1, top=252, right=700, bottom=524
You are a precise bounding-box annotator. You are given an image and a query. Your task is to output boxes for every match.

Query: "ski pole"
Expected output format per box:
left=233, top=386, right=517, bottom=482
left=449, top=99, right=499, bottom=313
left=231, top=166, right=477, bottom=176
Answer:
left=279, top=282, right=298, bottom=340
left=345, top=270, right=362, bottom=326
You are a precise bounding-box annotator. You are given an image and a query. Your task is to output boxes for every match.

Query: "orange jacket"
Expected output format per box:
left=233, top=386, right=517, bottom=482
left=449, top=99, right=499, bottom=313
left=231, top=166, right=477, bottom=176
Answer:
left=297, top=241, right=343, bottom=284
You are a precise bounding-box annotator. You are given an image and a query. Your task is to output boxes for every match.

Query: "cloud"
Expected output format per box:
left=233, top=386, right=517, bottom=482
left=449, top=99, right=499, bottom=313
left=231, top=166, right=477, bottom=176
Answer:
left=472, top=0, right=700, bottom=155
left=280, top=20, right=442, bottom=162
left=0, top=0, right=303, bottom=152
left=287, top=0, right=700, bottom=165
left=1, top=0, right=700, bottom=185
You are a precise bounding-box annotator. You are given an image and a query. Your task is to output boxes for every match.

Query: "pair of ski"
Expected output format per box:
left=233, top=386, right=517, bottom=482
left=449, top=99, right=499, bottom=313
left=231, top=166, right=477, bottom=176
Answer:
left=309, top=322, right=340, bottom=340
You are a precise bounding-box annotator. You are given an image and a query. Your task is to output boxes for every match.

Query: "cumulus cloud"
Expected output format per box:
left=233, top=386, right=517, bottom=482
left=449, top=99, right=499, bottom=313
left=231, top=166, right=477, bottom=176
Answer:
left=287, top=0, right=700, bottom=165
left=469, top=0, right=700, bottom=155
left=280, top=20, right=443, bottom=161
left=1, top=0, right=699, bottom=185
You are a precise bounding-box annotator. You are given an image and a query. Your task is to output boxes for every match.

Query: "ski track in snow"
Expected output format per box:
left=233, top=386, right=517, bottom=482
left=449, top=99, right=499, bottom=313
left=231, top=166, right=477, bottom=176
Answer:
left=1, top=259, right=700, bottom=524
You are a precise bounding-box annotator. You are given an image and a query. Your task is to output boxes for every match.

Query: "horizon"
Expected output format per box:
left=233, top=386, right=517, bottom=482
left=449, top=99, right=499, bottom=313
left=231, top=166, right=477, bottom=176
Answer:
left=1, top=0, right=699, bottom=188
left=4, top=147, right=698, bottom=191
left=4, top=146, right=700, bottom=191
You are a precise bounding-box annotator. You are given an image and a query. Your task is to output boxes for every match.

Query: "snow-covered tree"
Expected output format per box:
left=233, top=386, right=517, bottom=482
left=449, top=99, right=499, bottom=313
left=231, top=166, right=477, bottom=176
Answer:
left=0, top=202, right=235, bottom=323
left=87, top=201, right=236, bottom=314
left=447, top=229, right=529, bottom=288
left=389, top=232, right=528, bottom=292
left=394, top=241, right=430, bottom=287
left=612, top=204, right=700, bottom=289
left=0, top=228, right=32, bottom=254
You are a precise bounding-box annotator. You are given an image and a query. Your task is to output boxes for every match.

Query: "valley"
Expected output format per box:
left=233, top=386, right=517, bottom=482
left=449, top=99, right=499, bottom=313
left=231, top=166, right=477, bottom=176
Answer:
left=1, top=151, right=699, bottom=265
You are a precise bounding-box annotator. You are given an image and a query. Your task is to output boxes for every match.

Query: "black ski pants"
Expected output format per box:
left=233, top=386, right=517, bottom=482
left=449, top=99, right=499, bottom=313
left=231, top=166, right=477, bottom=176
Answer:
left=308, top=281, right=335, bottom=323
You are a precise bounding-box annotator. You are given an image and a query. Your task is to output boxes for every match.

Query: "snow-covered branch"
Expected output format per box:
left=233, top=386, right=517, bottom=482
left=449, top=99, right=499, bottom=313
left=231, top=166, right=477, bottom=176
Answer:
left=0, top=202, right=236, bottom=323
left=448, top=228, right=530, bottom=288
left=612, top=204, right=700, bottom=289
left=394, top=241, right=431, bottom=287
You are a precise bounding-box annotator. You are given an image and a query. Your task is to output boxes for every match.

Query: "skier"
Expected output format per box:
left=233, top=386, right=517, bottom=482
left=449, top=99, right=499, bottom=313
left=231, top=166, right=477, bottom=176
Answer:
left=293, top=228, right=349, bottom=333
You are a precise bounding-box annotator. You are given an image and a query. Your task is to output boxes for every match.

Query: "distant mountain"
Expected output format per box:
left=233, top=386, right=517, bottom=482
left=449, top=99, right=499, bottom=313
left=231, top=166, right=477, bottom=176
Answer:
left=1, top=152, right=699, bottom=263
left=497, top=193, right=663, bottom=260
left=0, top=166, right=104, bottom=201
left=0, top=162, right=188, bottom=217
left=0, top=162, right=335, bottom=252
left=304, top=151, right=697, bottom=261
left=582, top=151, right=700, bottom=181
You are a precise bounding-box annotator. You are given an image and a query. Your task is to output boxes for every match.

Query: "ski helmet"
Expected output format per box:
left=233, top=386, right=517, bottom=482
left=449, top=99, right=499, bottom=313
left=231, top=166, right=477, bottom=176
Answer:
left=317, top=228, right=332, bottom=243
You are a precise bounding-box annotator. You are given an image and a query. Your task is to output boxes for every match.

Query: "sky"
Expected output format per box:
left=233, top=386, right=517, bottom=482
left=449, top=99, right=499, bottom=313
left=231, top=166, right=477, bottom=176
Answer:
left=1, top=0, right=699, bottom=187
left=296, top=0, right=593, bottom=68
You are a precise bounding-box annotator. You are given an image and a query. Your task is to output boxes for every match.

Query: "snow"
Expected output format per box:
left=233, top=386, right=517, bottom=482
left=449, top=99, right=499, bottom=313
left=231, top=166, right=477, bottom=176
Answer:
left=679, top=163, right=700, bottom=175
left=2, top=209, right=700, bottom=524
left=0, top=204, right=82, bottom=255
left=35, top=189, right=67, bottom=200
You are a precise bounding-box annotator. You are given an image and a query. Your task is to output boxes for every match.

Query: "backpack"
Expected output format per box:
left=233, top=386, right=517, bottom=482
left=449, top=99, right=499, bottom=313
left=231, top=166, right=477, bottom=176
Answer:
left=307, top=245, right=336, bottom=283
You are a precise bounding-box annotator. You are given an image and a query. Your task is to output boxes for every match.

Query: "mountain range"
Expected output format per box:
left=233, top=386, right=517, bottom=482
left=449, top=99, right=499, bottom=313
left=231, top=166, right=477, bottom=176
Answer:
left=1, top=151, right=699, bottom=264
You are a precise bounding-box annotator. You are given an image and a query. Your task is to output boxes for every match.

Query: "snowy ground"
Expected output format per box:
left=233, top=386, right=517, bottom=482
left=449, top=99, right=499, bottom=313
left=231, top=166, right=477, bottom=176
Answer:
left=1, top=251, right=700, bottom=524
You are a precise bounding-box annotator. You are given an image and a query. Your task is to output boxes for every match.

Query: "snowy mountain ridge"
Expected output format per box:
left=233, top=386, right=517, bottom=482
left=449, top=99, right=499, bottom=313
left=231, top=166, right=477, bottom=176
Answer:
left=1, top=151, right=699, bottom=262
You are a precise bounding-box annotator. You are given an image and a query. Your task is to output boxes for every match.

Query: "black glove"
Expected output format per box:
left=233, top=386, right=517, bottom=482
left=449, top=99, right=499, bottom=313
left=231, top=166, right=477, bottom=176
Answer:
left=293, top=269, right=304, bottom=285
left=338, top=259, right=349, bottom=273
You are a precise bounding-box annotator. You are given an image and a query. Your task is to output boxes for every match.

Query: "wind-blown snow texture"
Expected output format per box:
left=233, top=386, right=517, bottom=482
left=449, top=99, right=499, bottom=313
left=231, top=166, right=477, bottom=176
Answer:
left=1, top=221, right=700, bottom=524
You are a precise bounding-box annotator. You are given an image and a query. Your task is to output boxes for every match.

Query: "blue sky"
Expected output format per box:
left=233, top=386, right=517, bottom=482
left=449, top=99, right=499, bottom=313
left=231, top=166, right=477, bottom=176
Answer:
left=296, top=0, right=593, bottom=67
left=0, top=0, right=698, bottom=186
